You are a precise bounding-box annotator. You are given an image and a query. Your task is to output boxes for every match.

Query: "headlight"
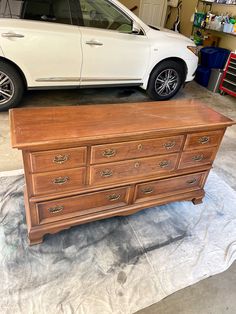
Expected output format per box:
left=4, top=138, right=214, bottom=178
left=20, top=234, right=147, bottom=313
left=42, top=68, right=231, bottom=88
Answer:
left=187, top=46, right=198, bottom=56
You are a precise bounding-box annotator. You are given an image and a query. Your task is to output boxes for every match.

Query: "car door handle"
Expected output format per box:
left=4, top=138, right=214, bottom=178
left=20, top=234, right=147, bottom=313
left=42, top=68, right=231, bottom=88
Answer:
left=1, top=32, right=24, bottom=38
left=86, top=40, right=103, bottom=46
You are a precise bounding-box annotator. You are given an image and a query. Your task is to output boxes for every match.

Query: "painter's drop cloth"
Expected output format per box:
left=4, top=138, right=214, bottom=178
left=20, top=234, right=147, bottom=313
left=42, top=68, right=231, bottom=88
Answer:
left=0, top=171, right=236, bottom=314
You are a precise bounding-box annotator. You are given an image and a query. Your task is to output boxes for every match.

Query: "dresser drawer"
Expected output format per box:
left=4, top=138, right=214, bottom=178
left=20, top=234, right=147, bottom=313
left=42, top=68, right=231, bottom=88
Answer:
left=91, top=135, right=184, bottom=164
left=184, top=130, right=224, bottom=151
left=134, top=172, right=206, bottom=203
left=30, top=147, right=87, bottom=173
left=32, top=168, right=86, bottom=195
left=37, top=186, right=130, bottom=224
left=178, top=148, right=217, bottom=169
left=90, top=153, right=179, bottom=186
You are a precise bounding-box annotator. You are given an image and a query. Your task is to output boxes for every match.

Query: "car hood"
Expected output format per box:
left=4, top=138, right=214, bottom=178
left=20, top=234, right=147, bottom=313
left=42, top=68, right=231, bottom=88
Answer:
left=148, top=26, right=194, bottom=45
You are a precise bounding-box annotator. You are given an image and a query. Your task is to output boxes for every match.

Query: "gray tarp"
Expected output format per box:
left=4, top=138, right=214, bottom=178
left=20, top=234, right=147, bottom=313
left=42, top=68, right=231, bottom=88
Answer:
left=1, top=171, right=236, bottom=314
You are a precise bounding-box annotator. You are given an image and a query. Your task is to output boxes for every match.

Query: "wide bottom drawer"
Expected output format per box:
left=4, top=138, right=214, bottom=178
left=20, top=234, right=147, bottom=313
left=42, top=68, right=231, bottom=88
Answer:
left=134, top=171, right=208, bottom=203
left=36, top=186, right=130, bottom=224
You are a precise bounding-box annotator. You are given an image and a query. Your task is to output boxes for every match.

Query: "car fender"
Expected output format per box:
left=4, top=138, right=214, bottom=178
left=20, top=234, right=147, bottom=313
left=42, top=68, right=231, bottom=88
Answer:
left=141, top=30, right=198, bottom=89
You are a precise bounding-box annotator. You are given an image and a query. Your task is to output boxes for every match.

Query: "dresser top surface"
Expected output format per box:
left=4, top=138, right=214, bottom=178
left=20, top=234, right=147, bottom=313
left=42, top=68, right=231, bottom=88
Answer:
left=10, top=100, right=235, bottom=149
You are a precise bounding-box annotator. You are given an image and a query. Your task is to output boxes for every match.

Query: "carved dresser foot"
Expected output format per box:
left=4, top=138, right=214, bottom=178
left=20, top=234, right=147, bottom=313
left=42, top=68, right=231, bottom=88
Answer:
left=192, top=197, right=203, bottom=205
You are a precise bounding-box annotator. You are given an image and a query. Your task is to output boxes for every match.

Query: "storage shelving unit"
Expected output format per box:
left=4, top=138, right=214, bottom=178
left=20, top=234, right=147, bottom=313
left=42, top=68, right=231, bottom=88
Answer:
left=220, top=52, right=236, bottom=97
left=192, top=0, right=236, bottom=40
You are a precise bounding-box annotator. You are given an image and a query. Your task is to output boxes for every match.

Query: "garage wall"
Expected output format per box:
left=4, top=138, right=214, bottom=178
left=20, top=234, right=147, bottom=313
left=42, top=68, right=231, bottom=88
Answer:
left=119, top=0, right=140, bottom=15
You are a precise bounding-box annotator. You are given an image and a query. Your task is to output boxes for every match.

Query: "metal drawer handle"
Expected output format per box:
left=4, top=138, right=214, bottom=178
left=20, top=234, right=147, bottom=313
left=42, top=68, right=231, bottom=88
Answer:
left=100, top=169, right=113, bottom=178
left=192, top=154, right=204, bottom=162
left=48, top=205, right=64, bottom=214
left=159, top=160, right=170, bottom=168
left=53, top=154, right=69, bottom=164
left=52, top=176, right=69, bottom=185
left=137, top=144, right=143, bottom=151
left=107, top=194, right=121, bottom=201
left=187, top=178, right=197, bottom=185
left=102, top=149, right=116, bottom=158
left=142, top=187, right=154, bottom=195
left=164, top=141, right=176, bottom=150
left=199, top=136, right=210, bottom=144
left=134, top=162, right=140, bottom=168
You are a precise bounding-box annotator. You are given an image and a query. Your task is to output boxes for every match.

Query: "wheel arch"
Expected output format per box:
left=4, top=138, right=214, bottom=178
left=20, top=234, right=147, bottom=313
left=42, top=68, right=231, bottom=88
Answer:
left=0, top=57, right=27, bottom=89
left=150, top=57, right=187, bottom=82
left=142, top=57, right=188, bottom=90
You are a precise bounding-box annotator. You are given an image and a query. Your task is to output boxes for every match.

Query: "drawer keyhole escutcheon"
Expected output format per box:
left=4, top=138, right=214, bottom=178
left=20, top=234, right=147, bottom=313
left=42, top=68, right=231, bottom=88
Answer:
left=100, top=169, right=113, bottom=178
left=48, top=205, right=64, bottom=214
left=192, top=154, right=204, bottom=162
left=53, top=154, right=69, bottom=164
left=199, top=136, right=210, bottom=144
left=107, top=194, right=121, bottom=201
left=102, top=149, right=116, bottom=158
left=52, top=176, right=69, bottom=185
left=164, top=141, right=176, bottom=150
left=159, top=160, right=170, bottom=168
left=142, top=187, right=154, bottom=195
left=187, top=178, right=197, bottom=185
left=137, top=144, right=143, bottom=151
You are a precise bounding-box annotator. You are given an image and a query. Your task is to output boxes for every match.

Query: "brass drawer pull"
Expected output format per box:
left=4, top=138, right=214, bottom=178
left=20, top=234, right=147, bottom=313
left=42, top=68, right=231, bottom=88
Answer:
left=48, top=205, right=64, bottom=214
left=100, top=169, right=113, bottom=178
left=199, top=136, right=210, bottom=144
left=192, top=154, right=204, bottom=162
left=107, top=194, right=121, bottom=201
left=52, top=176, right=69, bottom=185
left=134, top=162, right=140, bottom=168
left=187, top=178, right=197, bottom=185
left=137, top=144, right=143, bottom=151
left=159, top=160, right=170, bottom=168
left=164, top=141, right=176, bottom=150
left=102, top=149, right=116, bottom=158
left=142, top=187, right=154, bottom=195
left=53, top=154, right=69, bottom=164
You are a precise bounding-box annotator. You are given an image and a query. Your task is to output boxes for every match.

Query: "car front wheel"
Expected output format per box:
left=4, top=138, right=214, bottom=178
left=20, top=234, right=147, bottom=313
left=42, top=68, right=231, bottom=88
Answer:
left=147, top=60, right=185, bottom=101
left=0, top=62, right=24, bottom=111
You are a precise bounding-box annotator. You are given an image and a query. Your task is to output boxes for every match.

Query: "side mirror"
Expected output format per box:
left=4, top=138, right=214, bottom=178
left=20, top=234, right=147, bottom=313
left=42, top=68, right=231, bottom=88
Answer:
left=132, top=22, right=141, bottom=34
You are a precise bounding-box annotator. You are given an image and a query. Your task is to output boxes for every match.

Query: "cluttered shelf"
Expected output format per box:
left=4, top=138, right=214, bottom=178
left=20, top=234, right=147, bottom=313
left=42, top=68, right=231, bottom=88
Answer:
left=192, top=1, right=236, bottom=44
left=194, top=25, right=236, bottom=36
left=200, top=0, right=236, bottom=6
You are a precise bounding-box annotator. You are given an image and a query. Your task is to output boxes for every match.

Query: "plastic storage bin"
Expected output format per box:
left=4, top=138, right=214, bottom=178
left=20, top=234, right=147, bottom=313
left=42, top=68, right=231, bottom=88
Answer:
left=195, top=65, right=211, bottom=87
left=201, top=47, right=230, bottom=69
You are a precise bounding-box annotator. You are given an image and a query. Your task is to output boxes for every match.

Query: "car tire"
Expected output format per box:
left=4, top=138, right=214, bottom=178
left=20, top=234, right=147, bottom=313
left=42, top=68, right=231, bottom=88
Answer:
left=147, top=60, right=185, bottom=101
left=0, top=62, right=24, bottom=112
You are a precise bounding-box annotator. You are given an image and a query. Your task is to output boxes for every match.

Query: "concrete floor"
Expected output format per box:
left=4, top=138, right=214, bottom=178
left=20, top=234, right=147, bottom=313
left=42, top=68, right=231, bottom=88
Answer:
left=1, top=81, right=236, bottom=313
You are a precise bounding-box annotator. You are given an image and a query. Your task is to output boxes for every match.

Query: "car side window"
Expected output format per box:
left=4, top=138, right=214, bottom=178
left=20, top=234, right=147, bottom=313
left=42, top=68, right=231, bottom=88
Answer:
left=0, top=0, right=72, bottom=25
left=79, top=0, right=132, bottom=32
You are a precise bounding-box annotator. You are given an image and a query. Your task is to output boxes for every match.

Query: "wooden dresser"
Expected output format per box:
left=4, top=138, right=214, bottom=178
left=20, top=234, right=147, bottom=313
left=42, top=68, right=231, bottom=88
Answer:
left=10, top=100, right=234, bottom=245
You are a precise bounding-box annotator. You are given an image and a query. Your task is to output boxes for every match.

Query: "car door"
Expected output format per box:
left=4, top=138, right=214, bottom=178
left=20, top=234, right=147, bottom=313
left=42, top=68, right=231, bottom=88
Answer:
left=77, top=0, right=150, bottom=86
left=0, top=0, right=82, bottom=88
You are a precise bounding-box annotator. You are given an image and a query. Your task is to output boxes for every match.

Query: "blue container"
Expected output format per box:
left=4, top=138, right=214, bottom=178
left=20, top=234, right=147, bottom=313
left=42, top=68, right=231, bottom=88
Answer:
left=200, top=47, right=230, bottom=69
left=195, top=65, right=211, bottom=87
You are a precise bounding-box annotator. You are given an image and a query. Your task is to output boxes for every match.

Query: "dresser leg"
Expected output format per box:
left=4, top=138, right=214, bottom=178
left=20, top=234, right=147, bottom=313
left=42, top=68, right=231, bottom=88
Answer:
left=192, top=197, right=203, bottom=205
left=28, top=234, right=44, bottom=246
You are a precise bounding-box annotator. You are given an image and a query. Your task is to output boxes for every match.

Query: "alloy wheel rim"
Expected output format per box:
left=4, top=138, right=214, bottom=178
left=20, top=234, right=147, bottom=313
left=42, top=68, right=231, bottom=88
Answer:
left=154, top=69, right=179, bottom=96
left=0, top=71, right=14, bottom=105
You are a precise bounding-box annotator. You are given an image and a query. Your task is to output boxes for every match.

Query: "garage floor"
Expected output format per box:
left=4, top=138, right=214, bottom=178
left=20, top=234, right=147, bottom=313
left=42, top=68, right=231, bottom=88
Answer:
left=1, top=81, right=236, bottom=313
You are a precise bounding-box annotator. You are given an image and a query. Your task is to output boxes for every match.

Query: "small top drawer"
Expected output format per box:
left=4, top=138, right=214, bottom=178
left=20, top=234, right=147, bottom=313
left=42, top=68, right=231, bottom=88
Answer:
left=29, top=147, right=87, bottom=173
left=184, top=130, right=224, bottom=151
left=91, top=135, right=184, bottom=164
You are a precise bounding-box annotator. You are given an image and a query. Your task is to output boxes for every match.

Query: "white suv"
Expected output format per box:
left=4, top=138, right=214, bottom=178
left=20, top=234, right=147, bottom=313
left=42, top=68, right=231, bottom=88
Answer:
left=0, top=0, right=198, bottom=111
